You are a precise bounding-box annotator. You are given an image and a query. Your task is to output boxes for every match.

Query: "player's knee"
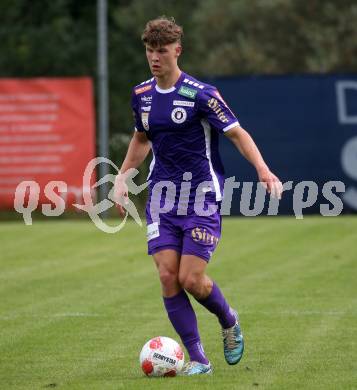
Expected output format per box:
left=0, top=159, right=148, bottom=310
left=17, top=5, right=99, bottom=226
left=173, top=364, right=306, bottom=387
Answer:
left=158, top=268, right=179, bottom=289
left=179, top=274, right=201, bottom=295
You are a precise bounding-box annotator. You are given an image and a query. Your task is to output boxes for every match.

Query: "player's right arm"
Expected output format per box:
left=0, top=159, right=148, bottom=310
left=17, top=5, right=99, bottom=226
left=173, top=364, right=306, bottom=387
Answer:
left=120, top=131, right=150, bottom=173
left=115, top=131, right=150, bottom=217
left=115, top=88, right=151, bottom=216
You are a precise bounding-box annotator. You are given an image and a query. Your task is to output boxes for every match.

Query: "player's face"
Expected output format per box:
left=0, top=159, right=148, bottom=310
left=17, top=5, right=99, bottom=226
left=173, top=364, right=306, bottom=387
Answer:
left=146, top=43, right=181, bottom=77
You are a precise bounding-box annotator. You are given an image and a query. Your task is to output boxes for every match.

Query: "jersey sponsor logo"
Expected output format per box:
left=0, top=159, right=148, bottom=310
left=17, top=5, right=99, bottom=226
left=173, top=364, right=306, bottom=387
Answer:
left=147, top=222, right=159, bottom=241
left=173, top=100, right=195, bottom=107
left=135, top=85, right=152, bottom=95
left=141, top=95, right=152, bottom=104
left=141, top=112, right=149, bottom=130
left=171, top=107, right=187, bottom=124
left=207, top=98, right=229, bottom=123
left=178, top=86, right=197, bottom=100
left=191, top=227, right=219, bottom=245
left=141, top=106, right=151, bottom=112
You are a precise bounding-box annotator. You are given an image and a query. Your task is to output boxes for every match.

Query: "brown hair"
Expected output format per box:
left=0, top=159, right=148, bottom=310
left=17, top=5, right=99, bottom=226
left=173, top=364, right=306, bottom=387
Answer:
left=142, top=16, right=183, bottom=47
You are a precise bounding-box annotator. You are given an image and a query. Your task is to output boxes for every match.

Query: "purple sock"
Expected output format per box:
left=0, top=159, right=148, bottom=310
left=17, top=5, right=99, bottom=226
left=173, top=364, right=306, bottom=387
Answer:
left=196, top=282, right=236, bottom=329
left=163, top=290, right=209, bottom=365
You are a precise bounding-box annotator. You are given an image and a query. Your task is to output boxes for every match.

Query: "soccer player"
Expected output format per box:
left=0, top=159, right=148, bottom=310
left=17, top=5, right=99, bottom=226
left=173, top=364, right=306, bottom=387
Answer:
left=116, top=16, right=282, bottom=375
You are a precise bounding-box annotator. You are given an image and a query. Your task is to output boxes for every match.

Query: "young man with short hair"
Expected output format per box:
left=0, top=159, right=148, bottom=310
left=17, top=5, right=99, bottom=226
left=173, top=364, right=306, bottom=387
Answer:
left=116, top=16, right=282, bottom=375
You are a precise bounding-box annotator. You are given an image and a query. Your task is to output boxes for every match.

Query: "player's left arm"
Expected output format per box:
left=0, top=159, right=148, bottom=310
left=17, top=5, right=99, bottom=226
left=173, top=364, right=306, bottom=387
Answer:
left=225, top=125, right=283, bottom=199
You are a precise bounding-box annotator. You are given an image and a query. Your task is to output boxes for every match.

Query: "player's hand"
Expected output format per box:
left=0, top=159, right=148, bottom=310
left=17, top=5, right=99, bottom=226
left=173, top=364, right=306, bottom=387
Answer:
left=257, top=166, right=283, bottom=199
left=114, top=173, right=129, bottom=217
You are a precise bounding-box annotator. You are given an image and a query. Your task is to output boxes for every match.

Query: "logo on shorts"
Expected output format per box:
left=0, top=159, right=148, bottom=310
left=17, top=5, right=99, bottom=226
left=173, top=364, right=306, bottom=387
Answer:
left=191, top=227, right=219, bottom=245
left=171, top=107, right=187, bottom=124
left=147, top=222, right=159, bottom=241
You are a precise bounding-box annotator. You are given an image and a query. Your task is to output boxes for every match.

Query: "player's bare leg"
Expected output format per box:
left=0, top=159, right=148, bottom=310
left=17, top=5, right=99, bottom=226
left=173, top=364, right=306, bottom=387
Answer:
left=153, top=249, right=181, bottom=297
left=153, top=249, right=211, bottom=374
left=180, top=254, right=244, bottom=366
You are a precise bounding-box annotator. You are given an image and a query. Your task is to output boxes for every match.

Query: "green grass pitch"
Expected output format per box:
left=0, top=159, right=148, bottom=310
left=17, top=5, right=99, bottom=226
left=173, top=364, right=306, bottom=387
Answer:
left=0, top=216, right=356, bottom=389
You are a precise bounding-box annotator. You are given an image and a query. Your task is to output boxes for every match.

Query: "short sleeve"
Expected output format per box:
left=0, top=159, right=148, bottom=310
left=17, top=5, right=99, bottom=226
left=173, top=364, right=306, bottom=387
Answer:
left=197, top=87, right=239, bottom=133
left=131, top=89, right=145, bottom=132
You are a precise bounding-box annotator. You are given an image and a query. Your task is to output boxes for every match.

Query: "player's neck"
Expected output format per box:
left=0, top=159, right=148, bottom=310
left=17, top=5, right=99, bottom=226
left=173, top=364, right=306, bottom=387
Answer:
left=155, top=68, right=181, bottom=90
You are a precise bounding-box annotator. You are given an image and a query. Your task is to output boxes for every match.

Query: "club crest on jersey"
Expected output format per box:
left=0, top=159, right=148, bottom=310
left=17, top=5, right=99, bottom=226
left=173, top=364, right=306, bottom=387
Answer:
left=141, top=112, right=149, bottom=130
left=171, top=107, right=187, bottom=124
left=178, top=86, right=197, bottom=100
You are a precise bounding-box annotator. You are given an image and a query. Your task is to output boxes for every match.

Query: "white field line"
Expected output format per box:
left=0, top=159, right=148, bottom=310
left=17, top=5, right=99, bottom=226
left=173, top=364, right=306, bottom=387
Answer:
left=197, top=310, right=355, bottom=317
left=0, top=312, right=103, bottom=320
left=243, top=310, right=356, bottom=316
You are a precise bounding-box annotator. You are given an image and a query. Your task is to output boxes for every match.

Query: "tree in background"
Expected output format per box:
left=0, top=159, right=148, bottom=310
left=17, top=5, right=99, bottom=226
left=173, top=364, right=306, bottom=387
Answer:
left=190, top=0, right=357, bottom=75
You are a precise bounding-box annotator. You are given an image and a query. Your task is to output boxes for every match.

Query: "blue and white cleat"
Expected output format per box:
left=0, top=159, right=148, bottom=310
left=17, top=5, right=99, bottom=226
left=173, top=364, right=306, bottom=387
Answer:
left=180, top=361, right=213, bottom=376
left=222, top=312, right=244, bottom=365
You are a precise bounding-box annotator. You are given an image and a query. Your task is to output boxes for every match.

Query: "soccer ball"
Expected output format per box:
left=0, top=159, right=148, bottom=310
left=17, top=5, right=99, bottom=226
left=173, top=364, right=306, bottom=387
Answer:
left=139, top=336, right=185, bottom=377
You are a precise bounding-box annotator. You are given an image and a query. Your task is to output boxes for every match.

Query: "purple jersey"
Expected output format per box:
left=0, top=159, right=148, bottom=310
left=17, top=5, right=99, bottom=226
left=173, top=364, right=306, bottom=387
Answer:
left=131, top=72, right=239, bottom=209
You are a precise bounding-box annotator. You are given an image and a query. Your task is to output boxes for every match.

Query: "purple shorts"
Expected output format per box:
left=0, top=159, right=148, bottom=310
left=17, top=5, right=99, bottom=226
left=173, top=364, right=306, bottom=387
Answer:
left=145, top=207, right=222, bottom=262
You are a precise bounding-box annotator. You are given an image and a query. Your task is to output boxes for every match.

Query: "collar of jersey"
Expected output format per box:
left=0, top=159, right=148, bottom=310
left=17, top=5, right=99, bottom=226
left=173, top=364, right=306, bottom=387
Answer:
left=154, top=72, right=185, bottom=94
left=155, top=84, right=176, bottom=94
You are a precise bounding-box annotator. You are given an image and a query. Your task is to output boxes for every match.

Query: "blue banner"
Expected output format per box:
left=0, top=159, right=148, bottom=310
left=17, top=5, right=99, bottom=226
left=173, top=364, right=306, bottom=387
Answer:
left=209, top=74, right=357, bottom=215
